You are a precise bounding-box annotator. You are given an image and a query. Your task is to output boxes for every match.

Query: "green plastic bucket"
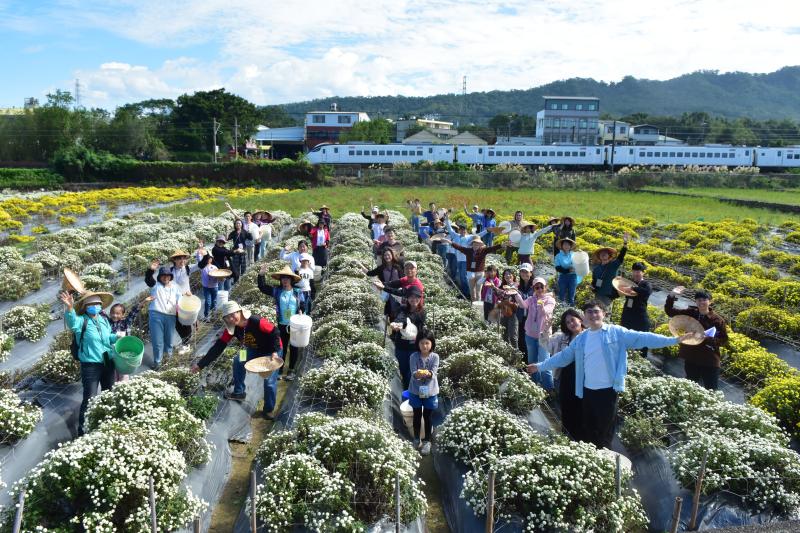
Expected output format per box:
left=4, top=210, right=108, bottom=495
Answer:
left=113, top=336, right=144, bottom=375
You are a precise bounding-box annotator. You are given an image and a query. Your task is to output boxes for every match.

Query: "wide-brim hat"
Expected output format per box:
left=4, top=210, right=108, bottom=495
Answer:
left=75, top=291, right=113, bottom=314
left=520, top=220, right=537, bottom=231
left=215, top=235, right=227, bottom=243
left=253, top=211, right=271, bottom=219
left=297, top=221, right=313, bottom=233
left=244, top=356, right=284, bottom=378
left=669, top=315, right=705, bottom=345
left=547, top=217, right=560, bottom=225
left=487, top=227, right=505, bottom=235
left=561, top=216, right=575, bottom=225
left=485, top=208, right=496, bottom=217
left=170, top=249, right=190, bottom=261
left=557, top=237, right=576, bottom=249
left=470, top=236, right=486, bottom=246
left=612, top=276, right=637, bottom=297
left=209, top=268, right=233, bottom=279
left=319, top=205, right=329, bottom=211
left=271, top=265, right=301, bottom=283
left=592, top=247, right=618, bottom=263
left=62, top=268, right=85, bottom=293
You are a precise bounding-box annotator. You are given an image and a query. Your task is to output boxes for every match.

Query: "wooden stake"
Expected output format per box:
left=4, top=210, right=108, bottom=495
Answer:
left=193, top=516, right=201, bottom=533
left=688, top=450, right=709, bottom=530
left=395, top=472, right=401, bottom=533
left=149, top=477, right=157, bottom=533
left=11, top=489, right=25, bottom=533
left=485, top=470, right=496, bottom=533
left=615, top=454, right=622, bottom=498
left=250, top=470, right=257, bottom=533
left=670, top=496, right=683, bottom=533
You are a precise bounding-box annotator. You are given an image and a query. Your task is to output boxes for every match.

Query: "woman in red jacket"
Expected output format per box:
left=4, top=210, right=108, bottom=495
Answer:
left=309, top=219, right=330, bottom=268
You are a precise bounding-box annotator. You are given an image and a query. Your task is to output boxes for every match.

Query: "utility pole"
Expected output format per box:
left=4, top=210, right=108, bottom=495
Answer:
left=234, top=117, right=239, bottom=160
left=460, top=75, right=467, bottom=127
left=212, top=118, right=221, bottom=163
left=610, top=119, right=617, bottom=173
left=74, top=79, right=82, bottom=109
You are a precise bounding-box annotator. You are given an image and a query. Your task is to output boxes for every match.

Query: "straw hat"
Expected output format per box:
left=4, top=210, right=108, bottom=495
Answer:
left=62, top=268, right=85, bottom=293
left=485, top=208, right=496, bottom=217
left=561, top=216, right=575, bottom=225
left=592, top=247, right=617, bottom=263
left=487, top=226, right=505, bottom=235
left=271, top=265, right=301, bottom=283
left=170, top=249, right=190, bottom=261
left=547, top=217, right=560, bottom=226
left=557, top=237, right=576, bottom=249
left=253, top=211, right=271, bottom=219
left=319, top=205, right=330, bottom=211
left=297, top=221, right=313, bottom=233
left=612, top=276, right=637, bottom=297
left=75, top=291, right=113, bottom=314
left=470, top=235, right=486, bottom=246
left=520, top=220, right=537, bottom=231
left=668, top=315, right=705, bottom=345
left=209, top=268, right=232, bottom=279
left=244, top=356, right=284, bottom=378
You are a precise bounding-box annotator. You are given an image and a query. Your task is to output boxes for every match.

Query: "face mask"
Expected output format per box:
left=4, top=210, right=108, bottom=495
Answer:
left=86, top=304, right=102, bottom=316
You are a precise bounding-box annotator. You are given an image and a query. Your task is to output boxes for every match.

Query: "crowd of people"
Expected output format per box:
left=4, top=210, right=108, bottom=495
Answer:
left=62, top=199, right=728, bottom=453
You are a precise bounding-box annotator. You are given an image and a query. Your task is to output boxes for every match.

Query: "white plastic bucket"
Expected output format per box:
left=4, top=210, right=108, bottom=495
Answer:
left=313, top=265, right=322, bottom=279
left=400, top=399, right=426, bottom=439
left=290, top=314, right=313, bottom=347
left=572, top=251, right=590, bottom=277
left=498, top=221, right=512, bottom=233
left=177, top=295, right=202, bottom=325
left=508, top=229, right=521, bottom=245
left=216, top=290, right=229, bottom=307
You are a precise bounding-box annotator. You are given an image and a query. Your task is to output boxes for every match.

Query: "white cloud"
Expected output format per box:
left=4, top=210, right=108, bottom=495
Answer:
left=47, top=0, right=800, bottom=107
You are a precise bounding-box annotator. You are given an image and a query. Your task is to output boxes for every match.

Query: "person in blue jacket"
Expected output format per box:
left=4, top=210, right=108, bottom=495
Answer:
left=59, top=290, right=117, bottom=436
left=258, top=264, right=306, bottom=381
left=528, top=299, right=694, bottom=449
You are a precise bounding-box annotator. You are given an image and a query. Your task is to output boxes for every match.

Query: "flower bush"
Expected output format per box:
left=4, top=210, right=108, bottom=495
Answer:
left=313, top=319, right=382, bottom=358
left=300, top=362, right=388, bottom=410
left=80, top=273, right=112, bottom=292
left=436, top=329, right=521, bottom=365
left=619, top=413, right=667, bottom=450
left=2, top=423, right=205, bottom=532
left=31, top=349, right=81, bottom=383
left=0, top=332, right=13, bottom=363
left=85, top=377, right=211, bottom=466
left=750, top=376, right=800, bottom=440
left=462, top=444, right=648, bottom=532
left=2, top=304, right=50, bottom=342
left=325, top=341, right=398, bottom=381
left=82, top=262, right=118, bottom=280
left=0, top=388, right=42, bottom=443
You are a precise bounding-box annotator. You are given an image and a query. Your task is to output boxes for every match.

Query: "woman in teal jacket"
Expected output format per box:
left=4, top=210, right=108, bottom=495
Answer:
left=60, top=290, right=117, bottom=436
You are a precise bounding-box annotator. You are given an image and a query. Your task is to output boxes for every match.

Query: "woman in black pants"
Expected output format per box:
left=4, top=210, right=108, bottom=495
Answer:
left=547, top=308, right=585, bottom=441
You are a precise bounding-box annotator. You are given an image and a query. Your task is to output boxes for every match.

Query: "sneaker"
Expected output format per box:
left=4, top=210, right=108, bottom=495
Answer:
left=413, top=438, right=421, bottom=449
left=261, top=411, right=275, bottom=420
left=178, top=345, right=191, bottom=355
left=151, top=362, right=161, bottom=371
left=224, top=391, right=247, bottom=401
left=282, top=372, right=295, bottom=382
left=420, top=441, right=432, bottom=456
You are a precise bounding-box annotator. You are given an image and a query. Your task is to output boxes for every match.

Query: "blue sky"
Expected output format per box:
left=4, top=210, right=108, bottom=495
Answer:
left=2, top=0, right=799, bottom=110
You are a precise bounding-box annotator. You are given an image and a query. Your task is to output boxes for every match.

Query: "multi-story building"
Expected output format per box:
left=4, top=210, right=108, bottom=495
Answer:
left=597, top=120, right=630, bottom=145
left=395, top=117, right=457, bottom=142
left=535, top=96, right=599, bottom=145
left=304, top=106, right=370, bottom=149
left=629, top=124, right=660, bottom=145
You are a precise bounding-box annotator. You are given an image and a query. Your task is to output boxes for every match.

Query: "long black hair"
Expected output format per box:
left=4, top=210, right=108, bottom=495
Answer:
left=560, top=308, right=585, bottom=337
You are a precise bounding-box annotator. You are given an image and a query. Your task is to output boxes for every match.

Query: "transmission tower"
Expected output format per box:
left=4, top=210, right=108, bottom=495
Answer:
left=461, top=75, right=467, bottom=124
left=74, top=78, right=82, bottom=109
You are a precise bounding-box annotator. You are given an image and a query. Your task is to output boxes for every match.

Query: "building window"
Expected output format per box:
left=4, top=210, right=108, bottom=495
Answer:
left=553, top=119, right=561, bottom=128
left=587, top=104, right=596, bottom=110
left=338, top=115, right=351, bottom=124
left=334, top=148, right=338, bottom=153
left=576, top=104, right=583, bottom=110
left=312, top=114, right=325, bottom=124
left=580, top=119, right=587, bottom=128
left=550, top=103, right=557, bottom=110
left=561, top=104, right=568, bottom=110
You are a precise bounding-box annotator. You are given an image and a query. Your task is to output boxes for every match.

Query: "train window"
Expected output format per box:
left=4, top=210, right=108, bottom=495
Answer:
left=428, top=148, right=433, bottom=153
left=714, top=152, right=720, bottom=157
left=629, top=149, right=633, bottom=155
left=778, top=151, right=782, bottom=156
left=746, top=150, right=750, bottom=155
left=549, top=151, right=555, bottom=156
left=356, top=150, right=362, bottom=155
left=349, top=150, right=354, bottom=156
left=417, top=151, right=423, bottom=156
left=322, top=149, right=326, bottom=154
left=639, top=152, right=645, bottom=157
left=379, top=150, right=385, bottom=156
left=534, top=151, right=540, bottom=156
left=691, top=152, right=697, bottom=157
left=646, top=152, right=653, bottom=157
left=479, top=148, right=484, bottom=154
left=503, top=151, right=510, bottom=156
left=401, top=150, right=408, bottom=156
left=654, top=152, right=660, bottom=157
left=596, top=149, right=601, bottom=155
left=371, top=150, right=377, bottom=155
left=573, top=152, right=579, bottom=156
left=394, top=150, right=400, bottom=155
left=489, top=152, right=495, bottom=157
left=526, top=151, right=532, bottom=156
left=721, top=153, right=726, bottom=158
left=557, top=151, right=564, bottom=156
left=669, top=152, right=675, bottom=157
left=511, top=151, right=517, bottom=156
left=333, top=148, right=338, bottom=153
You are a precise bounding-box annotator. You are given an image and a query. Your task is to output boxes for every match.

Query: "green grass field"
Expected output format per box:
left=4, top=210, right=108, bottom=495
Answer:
left=157, top=186, right=800, bottom=223
left=643, top=186, right=800, bottom=206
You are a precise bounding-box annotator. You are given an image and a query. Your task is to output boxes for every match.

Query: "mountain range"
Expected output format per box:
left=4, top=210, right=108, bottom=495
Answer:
left=281, top=67, right=800, bottom=123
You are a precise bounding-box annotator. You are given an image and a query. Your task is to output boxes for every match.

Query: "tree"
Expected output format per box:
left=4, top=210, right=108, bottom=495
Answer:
left=339, top=118, right=394, bottom=144
left=168, top=89, right=261, bottom=152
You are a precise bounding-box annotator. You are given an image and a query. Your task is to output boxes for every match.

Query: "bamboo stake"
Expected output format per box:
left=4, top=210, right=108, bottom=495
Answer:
left=670, top=496, right=683, bottom=533
left=688, top=450, right=709, bottom=530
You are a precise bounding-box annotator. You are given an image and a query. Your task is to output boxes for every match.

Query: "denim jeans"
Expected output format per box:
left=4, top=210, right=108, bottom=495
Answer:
left=526, top=334, right=553, bottom=391
left=202, top=286, right=218, bottom=318
left=558, top=272, right=577, bottom=306
left=149, top=310, right=176, bottom=366
left=217, top=277, right=232, bottom=292
left=79, top=361, right=114, bottom=434
left=231, top=346, right=279, bottom=413
left=411, top=215, right=420, bottom=234
left=395, top=343, right=415, bottom=390
left=457, top=261, right=468, bottom=297
left=446, top=253, right=457, bottom=281
left=258, top=237, right=269, bottom=259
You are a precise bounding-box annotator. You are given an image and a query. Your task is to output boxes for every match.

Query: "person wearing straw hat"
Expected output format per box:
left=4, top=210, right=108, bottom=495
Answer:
left=312, top=205, right=332, bottom=229
left=481, top=208, right=497, bottom=246
left=309, top=218, right=330, bottom=268
left=619, top=262, right=653, bottom=358
left=146, top=248, right=198, bottom=354
left=554, top=238, right=582, bottom=306
left=280, top=240, right=316, bottom=273
left=258, top=264, right=306, bottom=381
left=665, top=287, right=728, bottom=390
left=516, top=263, right=535, bottom=354
left=390, top=285, right=426, bottom=388
left=191, top=301, right=282, bottom=417
left=516, top=220, right=557, bottom=265
left=514, top=276, right=556, bottom=391
left=197, top=249, right=222, bottom=318
left=590, top=233, right=629, bottom=309
left=550, top=216, right=576, bottom=257
left=445, top=235, right=507, bottom=301
left=147, top=266, right=189, bottom=370
left=529, top=299, right=695, bottom=448
left=59, top=290, right=116, bottom=435
left=210, top=235, right=236, bottom=292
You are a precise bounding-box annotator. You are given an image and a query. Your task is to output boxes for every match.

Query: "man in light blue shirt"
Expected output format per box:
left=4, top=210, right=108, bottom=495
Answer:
left=529, top=299, right=693, bottom=448
left=445, top=218, right=487, bottom=297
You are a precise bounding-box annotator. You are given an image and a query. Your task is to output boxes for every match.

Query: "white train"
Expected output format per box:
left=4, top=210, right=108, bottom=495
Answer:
left=306, top=142, right=800, bottom=170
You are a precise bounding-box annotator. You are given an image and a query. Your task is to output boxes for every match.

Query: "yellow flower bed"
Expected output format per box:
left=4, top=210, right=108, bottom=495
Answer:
left=751, top=376, right=800, bottom=439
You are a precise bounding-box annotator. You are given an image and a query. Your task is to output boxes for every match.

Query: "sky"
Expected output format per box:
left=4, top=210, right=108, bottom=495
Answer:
left=2, top=0, right=800, bottom=110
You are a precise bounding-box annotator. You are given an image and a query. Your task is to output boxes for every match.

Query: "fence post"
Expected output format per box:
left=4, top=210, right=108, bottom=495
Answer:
left=149, top=477, right=157, bottom=533
left=615, top=454, right=622, bottom=498
left=485, top=470, right=496, bottom=533
left=193, top=516, right=201, bottom=533
left=395, top=472, right=401, bottom=533
left=250, top=470, right=257, bottom=533
left=670, top=496, right=683, bottom=533
left=688, top=450, right=709, bottom=530
left=11, top=489, right=25, bottom=533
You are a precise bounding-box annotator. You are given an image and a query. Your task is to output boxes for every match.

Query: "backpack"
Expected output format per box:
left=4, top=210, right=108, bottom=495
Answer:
left=70, top=318, right=89, bottom=361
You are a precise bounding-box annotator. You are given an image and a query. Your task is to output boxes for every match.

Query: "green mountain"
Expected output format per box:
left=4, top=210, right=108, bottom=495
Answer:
left=281, top=67, right=800, bottom=123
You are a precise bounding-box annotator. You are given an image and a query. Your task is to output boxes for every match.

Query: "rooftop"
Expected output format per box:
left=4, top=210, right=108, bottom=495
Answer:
left=543, top=96, right=599, bottom=100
